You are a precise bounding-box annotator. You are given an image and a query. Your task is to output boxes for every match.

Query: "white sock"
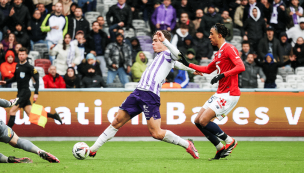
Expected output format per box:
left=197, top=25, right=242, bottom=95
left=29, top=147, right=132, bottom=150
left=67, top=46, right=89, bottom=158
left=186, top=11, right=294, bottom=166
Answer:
left=162, top=130, right=189, bottom=148
left=90, top=125, right=118, bottom=152
left=224, top=135, right=233, bottom=144
left=215, top=142, right=224, bottom=151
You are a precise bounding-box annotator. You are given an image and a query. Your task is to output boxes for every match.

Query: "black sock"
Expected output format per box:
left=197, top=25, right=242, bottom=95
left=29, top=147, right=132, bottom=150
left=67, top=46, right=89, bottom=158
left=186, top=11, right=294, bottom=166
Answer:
left=7, top=116, right=16, bottom=128
left=204, top=121, right=228, bottom=141
left=195, top=123, right=221, bottom=146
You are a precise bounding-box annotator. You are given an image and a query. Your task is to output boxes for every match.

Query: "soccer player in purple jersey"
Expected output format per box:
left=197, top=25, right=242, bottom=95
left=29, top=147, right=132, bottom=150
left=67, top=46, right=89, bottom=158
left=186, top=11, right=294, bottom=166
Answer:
left=89, top=30, right=201, bottom=159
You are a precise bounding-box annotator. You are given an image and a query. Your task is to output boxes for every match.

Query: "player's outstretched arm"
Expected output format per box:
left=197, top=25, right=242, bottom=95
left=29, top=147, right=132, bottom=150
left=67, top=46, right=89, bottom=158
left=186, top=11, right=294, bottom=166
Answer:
left=156, top=31, right=181, bottom=60
left=174, top=61, right=195, bottom=73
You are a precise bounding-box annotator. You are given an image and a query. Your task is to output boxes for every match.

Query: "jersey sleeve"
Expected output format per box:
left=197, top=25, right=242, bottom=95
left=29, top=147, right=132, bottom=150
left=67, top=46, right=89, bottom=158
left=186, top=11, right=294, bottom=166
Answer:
left=30, top=66, right=40, bottom=94
left=223, top=46, right=245, bottom=77
left=189, top=61, right=217, bottom=74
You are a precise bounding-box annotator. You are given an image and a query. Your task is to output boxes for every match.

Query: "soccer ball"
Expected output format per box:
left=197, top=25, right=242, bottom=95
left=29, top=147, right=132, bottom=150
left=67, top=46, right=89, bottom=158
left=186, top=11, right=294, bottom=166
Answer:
left=72, top=142, right=90, bottom=160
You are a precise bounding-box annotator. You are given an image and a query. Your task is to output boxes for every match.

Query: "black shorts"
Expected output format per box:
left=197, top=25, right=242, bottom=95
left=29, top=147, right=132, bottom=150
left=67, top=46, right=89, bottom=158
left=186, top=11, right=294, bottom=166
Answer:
left=16, top=89, right=32, bottom=108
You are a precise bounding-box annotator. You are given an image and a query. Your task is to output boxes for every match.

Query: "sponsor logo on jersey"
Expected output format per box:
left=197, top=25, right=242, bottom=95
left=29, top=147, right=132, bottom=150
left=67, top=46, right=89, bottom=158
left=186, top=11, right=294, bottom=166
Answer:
left=20, top=72, right=25, bottom=79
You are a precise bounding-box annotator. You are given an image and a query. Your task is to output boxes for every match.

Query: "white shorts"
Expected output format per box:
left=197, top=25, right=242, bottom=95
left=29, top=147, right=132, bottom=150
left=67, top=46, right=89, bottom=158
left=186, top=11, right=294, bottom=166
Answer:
left=203, top=92, right=240, bottom=121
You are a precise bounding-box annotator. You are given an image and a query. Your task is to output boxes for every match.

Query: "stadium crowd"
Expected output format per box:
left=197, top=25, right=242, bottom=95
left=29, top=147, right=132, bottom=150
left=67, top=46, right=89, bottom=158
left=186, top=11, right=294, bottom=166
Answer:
left=0, top=0, right=304, bottom=89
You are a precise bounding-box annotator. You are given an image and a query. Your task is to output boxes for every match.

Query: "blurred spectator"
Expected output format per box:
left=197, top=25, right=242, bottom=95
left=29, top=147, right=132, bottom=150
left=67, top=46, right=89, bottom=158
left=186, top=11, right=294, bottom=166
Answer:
left=269, top=0, right=287, bottom=39
left=6, top=0, right=31, bottom=33
left=151, top=0, right=176, bottom=31
left=34, top=1, right=52, bottom=15
left=81, top=66, right=107, bottom=88
left=178, top=35, right=196, bottom=55
left=193, top=27, right=213, bottom=61
left=221, top=10, right=234, bottom=42
left=1, top=33, right=18, bottom=52
left=30, top=10, right=46, bottom=50
left=49, top=33, right=81, bottom=76
left=67, top=2, right=77, bottom=22
left=61, top=0, right=72, bottom=16
left=185, top=48, right=198, bottom=82
left=126, top=0, right=138, bottom=19
left=286, top=17, right=304, bottom=46
left=244, top=7, right=266, bottom=52
left=79, top=0, right=96, bottom=13
left=234, top=0, right=248, bottom=34
left=172, top=68, right=189, bottom=88
left=258, top=26, right=283, bottom=63
left=41, top=2, right=68, bottom=63
left=43, top=65, right=66, bottom=88
left=239, top=53, right=265, bottom=88
left=13, top=43, right=21, bottom=63
left=162, top=71, right=181, bottom=89
left=14, top=23, right=31, bottom=51
left=116, top=28, right=132, bottom=47
left=200, top=4, right=223, bottom=38
left=286, top=0, right=303, bottom=29
left=228, top=0, right=241, bottom=20
left=0, top=0, right=10, bottom=18
left=175, top=12, right=196, bottom=36
left=175, top=0, right=192, bottom=20
left=243, top=0, right=265, bottom=23
left=0, top=50, right=17, bottom=82
left=193, top=9, right=203, bottom=30
left=131, top=51, right=147, bottom=82
left=68, top=7, right=90, bottom=39
left=0, top=43, right=5, bottom=64
left=74, top=30, right=86, bottom=61
left=240, top=41, right=251, bottom=61
left=279, top=32, right=292, bottom=62
left=292, top=37, right=304, bottom=66
left=97, top=16, right=105, bottom=30
left=171, top=24, right=189, bottom=48
left=37, top=3, right=48, bottom=20
left=106, top=0, right=132, bottom=30
left=130, top=37, right=142, bottom=63
left=138, top=0, right=155, bottom=24
left=64, top=67, right=80, bottom=88
left=261, top=0, right=271, bottom=25
left=105, top=33, right=131, bottom=86
left=78, top=53, right=102, bottom=78
left=254, top=53, right=291, bottom=88
left=86, top=21, right=110, bottom=76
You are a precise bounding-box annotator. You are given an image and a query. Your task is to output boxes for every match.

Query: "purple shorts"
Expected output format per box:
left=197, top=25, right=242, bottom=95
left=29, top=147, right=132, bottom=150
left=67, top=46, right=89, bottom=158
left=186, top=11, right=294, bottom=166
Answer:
left=120, top=89, right=161, bottom=120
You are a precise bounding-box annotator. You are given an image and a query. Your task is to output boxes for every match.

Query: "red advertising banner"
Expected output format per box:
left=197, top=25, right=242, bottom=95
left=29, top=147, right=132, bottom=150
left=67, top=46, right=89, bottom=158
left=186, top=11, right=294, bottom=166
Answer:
left=0, top=91, right=303, bottom=137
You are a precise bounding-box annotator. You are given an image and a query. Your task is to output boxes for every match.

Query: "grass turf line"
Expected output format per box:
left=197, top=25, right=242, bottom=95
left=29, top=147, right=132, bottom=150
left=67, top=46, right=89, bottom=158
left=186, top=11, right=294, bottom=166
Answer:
left=1, top=141, right=303, bottom=173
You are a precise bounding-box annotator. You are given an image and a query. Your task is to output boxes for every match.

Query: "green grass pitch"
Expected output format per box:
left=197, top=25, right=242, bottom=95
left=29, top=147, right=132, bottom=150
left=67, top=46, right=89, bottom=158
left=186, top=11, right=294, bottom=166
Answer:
left=1, top=141, right=303, bottom=173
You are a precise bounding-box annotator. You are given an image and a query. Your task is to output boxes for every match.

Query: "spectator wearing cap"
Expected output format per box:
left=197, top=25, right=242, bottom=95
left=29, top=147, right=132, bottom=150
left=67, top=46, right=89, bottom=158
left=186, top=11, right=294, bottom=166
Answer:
left=286, top=17, right=304, bottom=46
left=221, top=10, right=234, bottom=42
left=258, top=25, right=283, bottom=63
left=279, top=32, right=292, bottom=62
left=193, top=27, right=213, bottom=61
left=106, top=0, right=132, bottom=30
left=14, top=23, right=31, bottom=51
left=64, top=67, right=81, bottom=88
left=0, top=50, right=17, bottom=87
left=81, top=65, right=107, bottom=88
left=104, top=33, right=131, bottom=86
left=30, top=9, right=47, bottom=50
left=171, top=24, right=190, bottom=48
left=78, top=53, right=102, bottom=78
left=193, top=9, right=203, bottom=31
left=43, top=65, right=66, bottom=88
left=68, top=7, right=90, bottom=39
left=269, top=0, right=287, bottom=39
left=151, top=0, right=176, bottom=31
left=244, top=7, right=266, bottom=52
left=49, top=33, right=81, bottom=76
left=178, top=35, right=196, bottom=56
left=286, top=0, right=304, bottom=29
left=86, top=21, right=110, bottom=77
left=200, top=4, right=223, bottom=38
left=234, top=0, right=248, bottom=35
left=174, top=12, right=196, bottom=36
left=131, top=51, right=147, bottom=82
left=239, top=53, right=265, bottom=88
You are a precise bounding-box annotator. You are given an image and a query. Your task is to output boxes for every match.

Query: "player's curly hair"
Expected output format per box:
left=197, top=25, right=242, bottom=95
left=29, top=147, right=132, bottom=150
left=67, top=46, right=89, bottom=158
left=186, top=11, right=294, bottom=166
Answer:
left=212, top=23, right=229, bottom=38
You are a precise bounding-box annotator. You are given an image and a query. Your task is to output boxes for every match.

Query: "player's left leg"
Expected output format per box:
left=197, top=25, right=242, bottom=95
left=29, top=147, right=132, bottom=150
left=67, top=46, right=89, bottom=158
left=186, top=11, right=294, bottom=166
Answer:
left=24, top=105, right=62, bottom=124
left=7, top=105, right=19, bottom=128
left=0, top=153, right=32, bottom=163
left=0, top=98, right=19, bottom=108
left=147, top=117, right=199, bottom=159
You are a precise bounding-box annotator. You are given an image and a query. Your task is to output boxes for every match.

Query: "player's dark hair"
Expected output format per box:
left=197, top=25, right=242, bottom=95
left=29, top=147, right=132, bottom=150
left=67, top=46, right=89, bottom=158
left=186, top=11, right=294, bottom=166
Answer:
left=19, top=47, right=28, bottom=54
left=242, top=41, right=250, bottom=46
left=153, top=30, right=172, bottom=41
left=212, top=23, right=229, bottom=38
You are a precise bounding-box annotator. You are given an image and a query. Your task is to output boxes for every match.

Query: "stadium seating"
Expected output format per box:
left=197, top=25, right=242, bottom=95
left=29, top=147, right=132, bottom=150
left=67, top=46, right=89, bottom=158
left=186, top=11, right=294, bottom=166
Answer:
left=34, top=66, right=46, bottom=77
left=33, top=43, right=48, bottom=59
left=11, top=82, right=17, bottom=88
left=34, top=59, right=52, bottom=75
left=85, top=11, right=100, bottom=20
left=125, top=82, right=138, bottom=89
left=132, top=19, right=146, bottom=31
left=123, top=28, right=135, bottom=38
left=103, top=0, right=117, bottom=5
left=107, top=83, right=124, bottom=88
left=186, top=82, right=200, bottom=88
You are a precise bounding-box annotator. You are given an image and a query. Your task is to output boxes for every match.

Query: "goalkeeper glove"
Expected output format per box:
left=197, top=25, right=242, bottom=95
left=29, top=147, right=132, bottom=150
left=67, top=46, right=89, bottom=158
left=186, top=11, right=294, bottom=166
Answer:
left=178, top=52, right=190, bottom=67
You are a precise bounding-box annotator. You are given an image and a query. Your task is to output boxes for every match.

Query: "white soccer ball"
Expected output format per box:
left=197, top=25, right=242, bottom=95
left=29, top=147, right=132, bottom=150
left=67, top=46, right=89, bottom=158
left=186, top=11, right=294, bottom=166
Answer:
left=72, top=142, right=90, bottom=160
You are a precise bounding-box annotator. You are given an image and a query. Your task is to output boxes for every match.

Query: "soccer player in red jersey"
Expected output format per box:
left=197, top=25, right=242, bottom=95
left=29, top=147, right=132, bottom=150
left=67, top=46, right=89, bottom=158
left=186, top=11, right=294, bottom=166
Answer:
left=166, top=23, right=245, bottom=160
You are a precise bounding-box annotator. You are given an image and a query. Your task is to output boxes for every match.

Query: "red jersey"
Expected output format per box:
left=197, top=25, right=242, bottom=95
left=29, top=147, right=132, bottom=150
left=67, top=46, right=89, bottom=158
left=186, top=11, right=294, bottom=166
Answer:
left=189, top=42, right=245, bottom=96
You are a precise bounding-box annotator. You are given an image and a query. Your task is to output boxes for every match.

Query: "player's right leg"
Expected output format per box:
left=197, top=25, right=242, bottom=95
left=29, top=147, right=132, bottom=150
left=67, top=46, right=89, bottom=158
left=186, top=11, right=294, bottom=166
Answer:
left=89, top=109, right=131, bottom=157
